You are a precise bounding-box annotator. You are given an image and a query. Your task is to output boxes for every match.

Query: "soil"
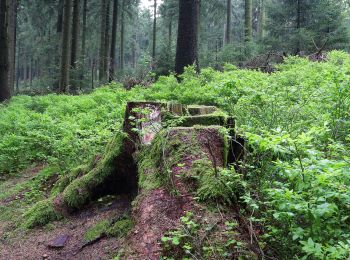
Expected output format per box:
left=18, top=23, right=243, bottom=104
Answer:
left=0, top=195, right=131, bottom=260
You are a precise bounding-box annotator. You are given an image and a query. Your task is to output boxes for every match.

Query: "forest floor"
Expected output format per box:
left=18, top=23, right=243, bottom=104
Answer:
left=0, top=167, right=131, bottom=259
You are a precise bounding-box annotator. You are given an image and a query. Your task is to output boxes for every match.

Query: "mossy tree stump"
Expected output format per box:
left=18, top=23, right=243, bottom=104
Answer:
left=25, top=101, right=245, bottom=244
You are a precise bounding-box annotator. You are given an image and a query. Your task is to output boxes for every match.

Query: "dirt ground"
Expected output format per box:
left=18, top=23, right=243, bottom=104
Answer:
left=0, top=192, right=131, bottom=260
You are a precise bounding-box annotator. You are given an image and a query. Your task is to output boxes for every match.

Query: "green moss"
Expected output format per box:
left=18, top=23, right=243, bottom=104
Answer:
left=107, top=218, right=133, bottom=238
left=24, top=198, right=63, bottom=228
left=84, top=216, right=133, bottom=242
left=187, top=105, right=218, bottom=115
left=59, top=133, right=125, bottom=210
left=176, top=114, right=227, bottom=127
left=137, top=132, right=165, bottom=191
left=53, top=164, right=91, bottom=195
left=84, top=219, right=110, bottom=242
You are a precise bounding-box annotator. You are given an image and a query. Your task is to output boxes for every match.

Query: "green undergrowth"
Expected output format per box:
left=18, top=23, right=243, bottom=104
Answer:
left=1, top=51, right=349, bottom=258
left=161, top=211, right=256, bottom=259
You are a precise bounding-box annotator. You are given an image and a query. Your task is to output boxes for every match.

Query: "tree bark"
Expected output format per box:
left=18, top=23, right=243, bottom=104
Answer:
left=7, top=0, right=17, bottom=95
left=104, top=0, right=111, bottom=80
left=152, top=0, right=157, bottom=61
left=57, top=0, right=64, bottom=33
left=70, top=0, right=80, bottom=68
left=168, top=19, right=172, bottom=49
left=0, top=0, right=10, bottom=102
left=109, top=0, right=119, bottom=82
left=244, top=0, right=252, bottom=41
left=59, top=0, right=72, bottom=93
left=225, top=0, right=232, bottom=44
left=258, top=0, right=265, bottom=41
left=175, top=0, right=199, bottom=75
left=81, top=0, right=87, bottom=60
left=99, top=0, right=107, bottom=82
left=70, top=0, right=80, bottom=94
left=120, top=0, right=125, bottom=72
left=296, top=0, right=302, bottom=54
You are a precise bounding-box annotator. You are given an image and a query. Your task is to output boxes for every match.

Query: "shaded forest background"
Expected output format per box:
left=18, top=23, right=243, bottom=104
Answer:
left=1, top=0, right=350, bottom=97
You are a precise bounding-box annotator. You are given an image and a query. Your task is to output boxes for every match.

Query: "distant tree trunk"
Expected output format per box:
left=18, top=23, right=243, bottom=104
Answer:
left=152, top=0, right=157, bottom=61
left=0, top=0, right=10, bottom=102
left=81, top=0, right=87, bottom=59
left=104, top=0, right=111, bottom=80
left=131, top=35, right=136, bottom=68
left=244, top=0, right=252, bottom=41
left=16, top=40, right=20, bottom=93
left=53, top=0, right=64, bottom=92
left=57, top=0, right=64, bottom=33
left=59, top=0, right=72, bottom=93
left=296, top=0, right=302, bottom=54
left=175, top=0, right=199, bottom=75
left=168, top=19, right=172, bottom=49
left=258, top=0, right=265, bottom=41
left=225, top=0, right=232, bottom=44
left=99, top=0, right=107, bottom=82
left=8, top=0, right=17, bottom=95
left=109, top=0, right=118, bottom=82
left=120, top=0, right=125, bottom=72
left=70, top=0, right=80, bottom=94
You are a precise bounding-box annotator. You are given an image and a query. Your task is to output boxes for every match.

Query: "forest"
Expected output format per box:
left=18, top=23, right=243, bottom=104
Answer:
left=0, top=0, right=350, bottom=259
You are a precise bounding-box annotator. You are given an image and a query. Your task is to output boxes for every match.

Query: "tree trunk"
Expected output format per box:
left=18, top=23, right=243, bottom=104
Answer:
left=0, top=0, right=10, bottom=102
left=59, top=0, right=72, bottom=93
left=225, top=0, right=232, bottom=44
left=152, top=0, right=157, bottom=61
left=16, top=39, right=20, bottom=93
left=57, top=0, right=64, bottom=33
left=258, top=0, right=265, bottom=41
left=296, top=0, right=302, bottom=54
left=109, top=0, right=119, bottom=82
left=244, top=0, right=252, bottom=41
left=99, top=0, right=107, bottom=82
left=120, top=0, right=125, bottom=72
left=168, top=19, right=172, bottom=49
left=81, top=0, right=87, bottom=59
left=104, top=0, right=111, bottom=80
left=7, top=0, right=17, bottom=95
left=175, top=0, right=199, bottom=75
left=70, top=0, right=80, bottom=94
left=70, top=0, right=80, bottom=68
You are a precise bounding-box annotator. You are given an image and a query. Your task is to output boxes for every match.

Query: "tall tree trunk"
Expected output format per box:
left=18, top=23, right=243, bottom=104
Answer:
left=53, top=0, right=64, bottom=92
left=70, top=0, right=80, bottom=94
left=244, top=0, right=252, bottom=41
left=109, top=0, right=119, bottom=82
left=152, top=0, right=157, bottom=61
left=104, top=0, right=111, bottom=80
left=8, top=0, right=17, bottom=95
left=225, top=0, right=232, bottom=44
left=0, top=0, right=10, bottom=102
left=258, top=0, right=265, bottom=41
left=81, top=0, right=87, bottom=59
left=57, top=0, right=64, bottom=33
left=99, top=0, right=107, bottom=82
left=120, top=0, right=125, bottom=72
left=59, top=0, right=72, bottom=93
left=16, top=39, right=20, bottom=93
left=296, top=0, right=302, bottom=54
left=175, top=0, right=199, bottom=75
left=168, top=19, right=172, bottom=49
